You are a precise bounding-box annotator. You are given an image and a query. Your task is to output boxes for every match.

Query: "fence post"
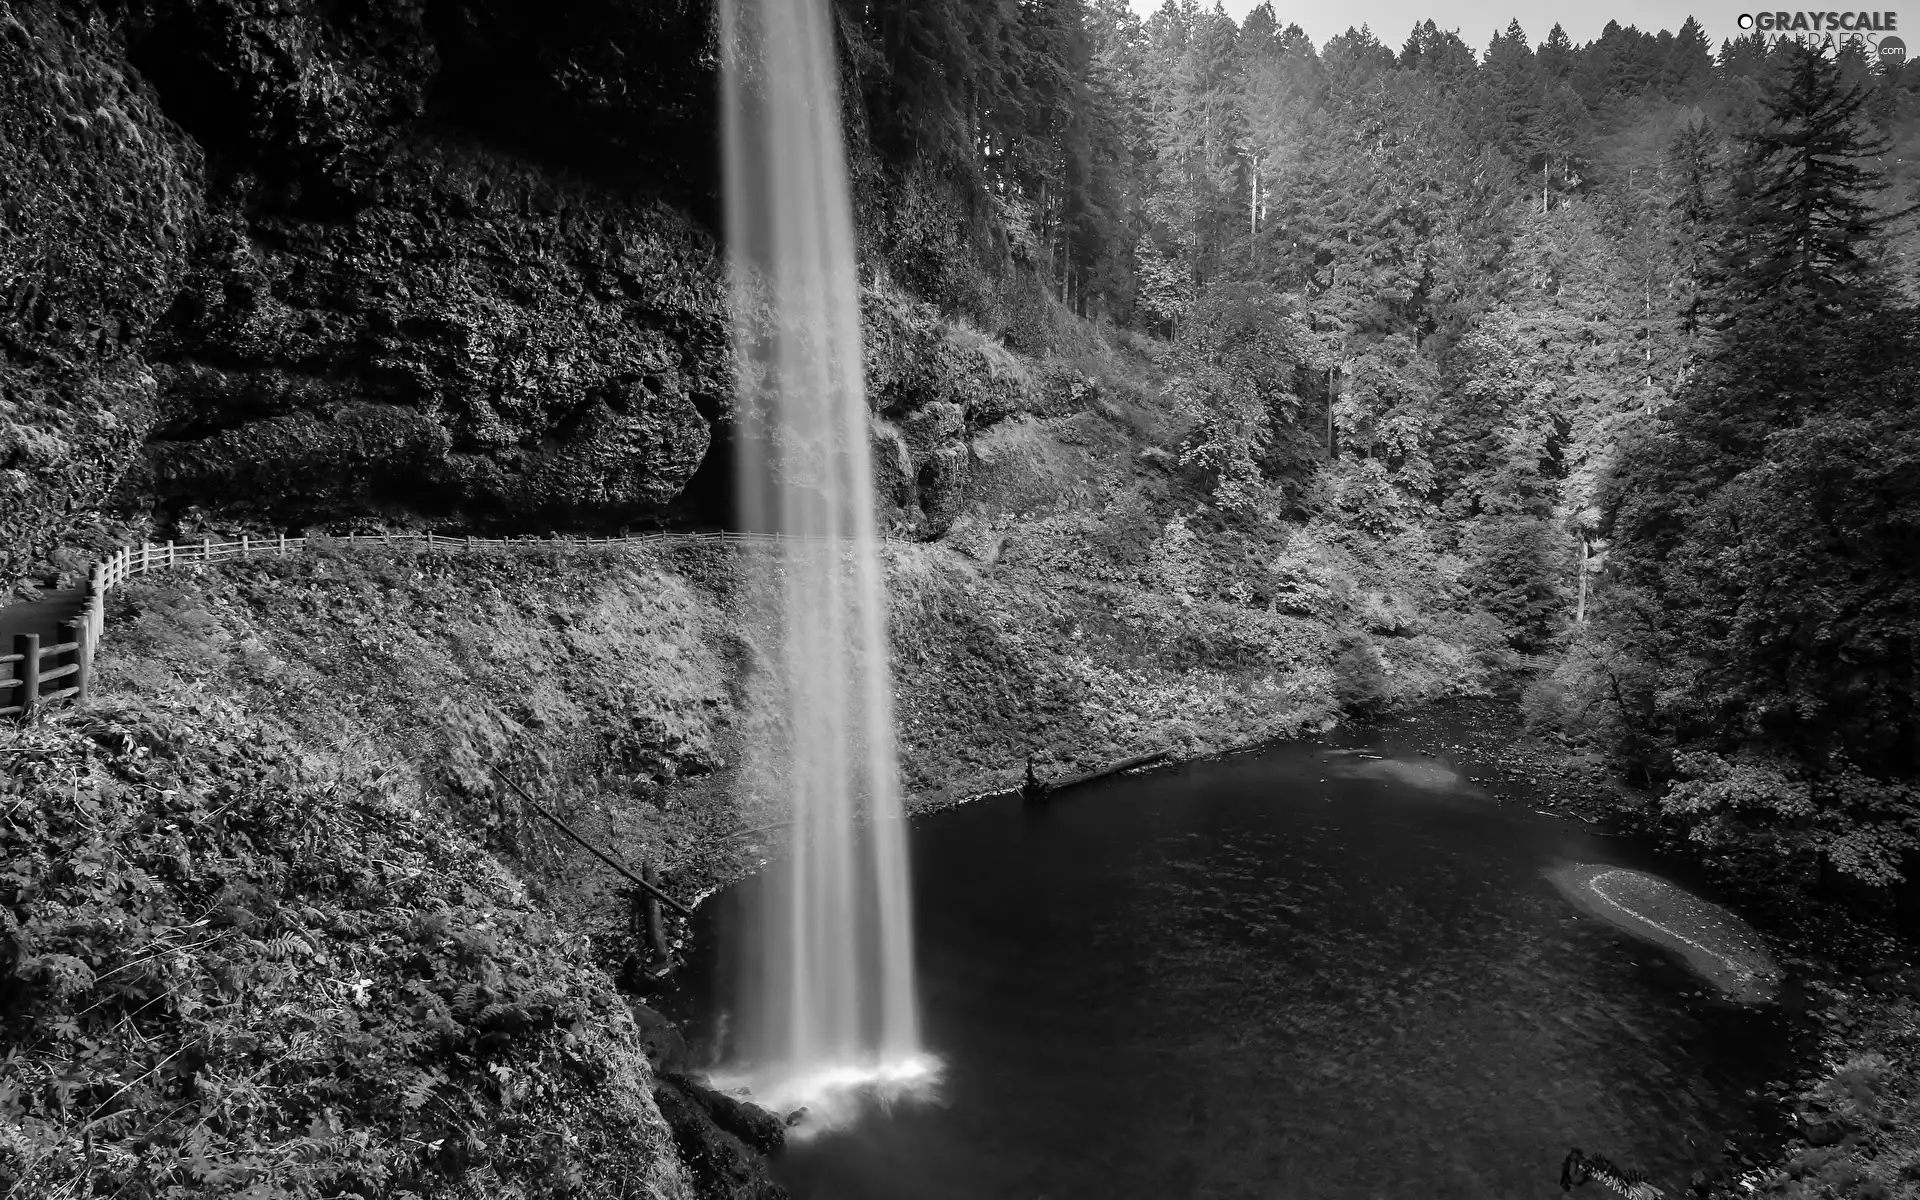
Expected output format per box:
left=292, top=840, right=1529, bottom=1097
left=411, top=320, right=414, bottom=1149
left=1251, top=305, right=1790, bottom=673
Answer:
left=87, top=563, right=104, bottom=644
left=13, top=634, right=38, bottom=720
left=167, top=541, right=176, bottom=568
left=140, top=541, right=150, bottom=574
left=278, top=534, right=287, bottom=556
left=60, top=617, right=87, bottom=703
left=241, top=534, right=250, bottom=556
left=202, top=536, right=211, bottom=562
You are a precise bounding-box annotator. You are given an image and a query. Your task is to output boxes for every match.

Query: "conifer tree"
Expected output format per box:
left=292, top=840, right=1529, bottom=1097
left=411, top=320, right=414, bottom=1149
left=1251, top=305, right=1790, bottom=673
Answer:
left=1480, top=20, right=1542, bottom=158
left=1721, top=43, right=1900, bottom=313
left=1320, top=25, right=1397, bottom=93
left=1399, top=20, right=1476, bottom=84
left=1661, top=17, right=1714, bottom=97
left=1537, top=24, right=1576, bottom=82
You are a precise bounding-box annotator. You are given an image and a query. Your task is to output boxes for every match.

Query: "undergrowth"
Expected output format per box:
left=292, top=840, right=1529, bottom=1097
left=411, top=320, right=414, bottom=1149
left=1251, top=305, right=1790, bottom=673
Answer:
left=0, top=697, right=691, bottom=1199
left=1738, top=989, right=1920, bottom=1200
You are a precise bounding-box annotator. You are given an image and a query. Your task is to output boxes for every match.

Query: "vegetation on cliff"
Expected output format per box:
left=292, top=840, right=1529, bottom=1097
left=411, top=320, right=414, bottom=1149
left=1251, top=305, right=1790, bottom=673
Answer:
left=0, top=697, right=692, bottom=1199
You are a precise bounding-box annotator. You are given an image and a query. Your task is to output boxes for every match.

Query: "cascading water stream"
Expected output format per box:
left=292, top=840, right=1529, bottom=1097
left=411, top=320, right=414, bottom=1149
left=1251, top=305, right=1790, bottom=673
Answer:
left=717, top=0, right=935, bottom=1132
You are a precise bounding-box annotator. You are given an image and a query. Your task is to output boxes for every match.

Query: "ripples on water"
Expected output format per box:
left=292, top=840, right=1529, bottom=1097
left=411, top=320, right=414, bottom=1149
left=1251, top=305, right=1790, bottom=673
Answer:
left=672, top=731, right=1799, bottom=1199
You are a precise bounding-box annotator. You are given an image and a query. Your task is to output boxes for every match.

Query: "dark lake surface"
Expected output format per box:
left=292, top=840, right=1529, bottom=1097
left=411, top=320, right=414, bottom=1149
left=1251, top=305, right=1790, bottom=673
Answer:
left=670, top=724, right=1799, bottom=1199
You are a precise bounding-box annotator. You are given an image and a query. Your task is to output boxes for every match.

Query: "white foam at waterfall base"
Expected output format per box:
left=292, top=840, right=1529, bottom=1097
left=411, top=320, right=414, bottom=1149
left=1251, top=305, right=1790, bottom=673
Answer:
left=718, top=0, right=936, bottom=1130
left=708, top=1053, right=946, bottom=1140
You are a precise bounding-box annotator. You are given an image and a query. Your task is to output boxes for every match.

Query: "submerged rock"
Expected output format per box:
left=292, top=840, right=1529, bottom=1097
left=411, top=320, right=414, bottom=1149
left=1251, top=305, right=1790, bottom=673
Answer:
left=1322, top=751, right=1482, bottom=795
left=1544, top=862, right=1781, bottom=1002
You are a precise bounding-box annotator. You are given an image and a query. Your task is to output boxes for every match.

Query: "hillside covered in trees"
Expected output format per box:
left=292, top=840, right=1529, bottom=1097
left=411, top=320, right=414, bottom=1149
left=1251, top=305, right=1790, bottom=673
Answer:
left=799, top=0, right=1920, bottom=900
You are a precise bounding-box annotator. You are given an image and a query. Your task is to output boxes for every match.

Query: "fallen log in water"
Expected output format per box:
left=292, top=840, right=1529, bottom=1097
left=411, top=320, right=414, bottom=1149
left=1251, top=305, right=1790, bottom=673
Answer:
left=1023, top=749, right=1171, bottom=802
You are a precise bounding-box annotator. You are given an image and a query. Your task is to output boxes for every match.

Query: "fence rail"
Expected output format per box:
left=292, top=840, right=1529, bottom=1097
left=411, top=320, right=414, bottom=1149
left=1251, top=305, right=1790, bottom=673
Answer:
left=1, top=622, right=88, bottom=719
left=9, top=527, right=868, bottom=722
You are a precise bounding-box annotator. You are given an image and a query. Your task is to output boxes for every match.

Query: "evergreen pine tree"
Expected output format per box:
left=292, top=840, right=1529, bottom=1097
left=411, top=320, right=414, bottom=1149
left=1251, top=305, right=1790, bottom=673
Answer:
left=1719, top=43, right=1904, bottom=322
left=1661, top=17, right=1714, bottom=97
left=1716, top=31, right=1770, bottom=79
left=1537, top=23, right=1576, bottom=82
left=1399, top=20, right=1477, bottom=83
left=1480, top=20, right=1543, bottom=158
left=1664, top=114, right=1722, bottom=338
left=1320, top=25, right=1397, bottom=93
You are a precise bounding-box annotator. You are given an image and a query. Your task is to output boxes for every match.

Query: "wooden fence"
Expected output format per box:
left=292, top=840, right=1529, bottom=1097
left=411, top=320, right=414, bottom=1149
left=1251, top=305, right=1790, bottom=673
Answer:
left=8, top=528, right=849, bottom=722
left=0, top=625, right=87, bottom=720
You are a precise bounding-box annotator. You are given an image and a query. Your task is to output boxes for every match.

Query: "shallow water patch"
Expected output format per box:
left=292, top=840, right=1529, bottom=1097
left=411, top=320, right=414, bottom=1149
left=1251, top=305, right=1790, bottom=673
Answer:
left=1545, top=862, right=1781, bottom=1002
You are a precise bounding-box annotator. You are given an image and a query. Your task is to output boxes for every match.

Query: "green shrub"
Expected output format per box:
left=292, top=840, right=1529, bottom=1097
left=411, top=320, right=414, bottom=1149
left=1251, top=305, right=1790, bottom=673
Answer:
left=1466, top=516, right=1567, bottom=655
left=1331, top=638, right=1391, bottom=717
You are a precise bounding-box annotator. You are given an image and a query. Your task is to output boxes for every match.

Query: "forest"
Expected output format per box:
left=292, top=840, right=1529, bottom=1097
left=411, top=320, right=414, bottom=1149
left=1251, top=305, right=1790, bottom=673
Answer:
left=794, top=0, right=1920, bottom=899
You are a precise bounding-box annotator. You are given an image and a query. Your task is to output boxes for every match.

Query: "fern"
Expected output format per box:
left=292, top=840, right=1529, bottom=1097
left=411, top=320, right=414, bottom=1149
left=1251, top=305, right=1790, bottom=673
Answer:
left=265, top=933, right=311, bottom=960
left=1562, top=1149, right=1664, bottom=1199
left=400, top=1068, right=445, bottom=1112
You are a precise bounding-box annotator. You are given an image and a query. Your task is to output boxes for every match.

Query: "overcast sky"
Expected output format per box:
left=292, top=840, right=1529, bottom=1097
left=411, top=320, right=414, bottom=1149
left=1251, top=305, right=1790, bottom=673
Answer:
left=1124, top=1, right=1762, bottom=54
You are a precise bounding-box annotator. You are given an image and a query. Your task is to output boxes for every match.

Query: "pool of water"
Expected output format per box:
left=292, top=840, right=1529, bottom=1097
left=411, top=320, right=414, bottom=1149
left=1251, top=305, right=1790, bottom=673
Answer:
left=669, top=727, right=1798, bottom=1199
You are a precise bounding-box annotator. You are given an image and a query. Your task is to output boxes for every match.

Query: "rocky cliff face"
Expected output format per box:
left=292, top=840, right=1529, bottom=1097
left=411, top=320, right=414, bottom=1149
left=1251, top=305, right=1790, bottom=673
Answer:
left=2, top=0, right=1025, bottom=592
left=128, top=136, right=727, bottom=531
left=1, top=1, right=204, bottom=584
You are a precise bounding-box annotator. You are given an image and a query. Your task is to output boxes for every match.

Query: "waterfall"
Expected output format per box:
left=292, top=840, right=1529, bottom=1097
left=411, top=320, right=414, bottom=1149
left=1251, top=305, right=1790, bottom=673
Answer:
left=718, top=0, right=933, bottom=1130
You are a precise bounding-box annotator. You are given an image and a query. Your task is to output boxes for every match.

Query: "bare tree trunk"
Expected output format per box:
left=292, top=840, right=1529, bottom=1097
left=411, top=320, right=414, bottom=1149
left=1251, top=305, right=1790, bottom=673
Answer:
left=1575, top=534, right=1590, bottom=624
left=1327, top=366, right=1336, bottom=457
left=1644, top=276, right=1653, bottom=387
left=1249, top=154, right=1259, bottom=265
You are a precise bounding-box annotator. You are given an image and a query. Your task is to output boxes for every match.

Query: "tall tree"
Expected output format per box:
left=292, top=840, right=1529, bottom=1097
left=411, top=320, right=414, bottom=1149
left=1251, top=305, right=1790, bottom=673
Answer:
left=1727, top=47, right=1899, bottom=304
left=1399, top=20, right=1476, bottom=84
left=1537, top=23, right=1576, bottom=82
left=1664, top=113, right=1722, bottom=338
left=1661, top=16, right=1714, bottom=97
left=1480, top=20, right=1543, bottom=158
left=1319, top=24, right=1397, bottom=94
